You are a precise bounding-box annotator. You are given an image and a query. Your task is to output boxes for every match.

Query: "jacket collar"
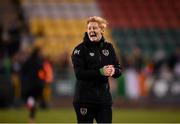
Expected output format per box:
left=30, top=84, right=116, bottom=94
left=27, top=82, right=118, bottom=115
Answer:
left=83, top=32, right=104, bottom=48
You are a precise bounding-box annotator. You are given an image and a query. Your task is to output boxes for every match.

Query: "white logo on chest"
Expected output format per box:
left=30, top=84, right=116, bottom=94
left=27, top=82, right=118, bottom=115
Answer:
left=89, top=52, right=94, bottom=56
left=102, top=49, right=109, bottom=56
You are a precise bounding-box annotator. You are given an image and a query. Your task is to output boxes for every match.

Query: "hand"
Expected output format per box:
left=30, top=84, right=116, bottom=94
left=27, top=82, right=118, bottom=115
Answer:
left=103, top=65, right=115, bottom=77
left=103, top=65, right=112, bottom=76
left=108, top=65, right=115, bottom=76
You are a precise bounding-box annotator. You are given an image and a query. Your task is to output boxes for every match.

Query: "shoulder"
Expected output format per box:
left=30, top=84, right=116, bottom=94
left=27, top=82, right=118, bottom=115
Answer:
left=75, top=42, right=84, bottom=49
left=104, top=40, right=114, bottom=48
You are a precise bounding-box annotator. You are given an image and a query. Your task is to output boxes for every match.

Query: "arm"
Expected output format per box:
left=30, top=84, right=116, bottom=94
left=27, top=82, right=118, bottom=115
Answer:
left=109, top=44, right=122, bottom=78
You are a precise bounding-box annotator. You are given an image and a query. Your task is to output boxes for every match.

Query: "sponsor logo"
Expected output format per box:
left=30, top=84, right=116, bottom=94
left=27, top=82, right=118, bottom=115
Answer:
left=90, top=52, right=94, bottom=56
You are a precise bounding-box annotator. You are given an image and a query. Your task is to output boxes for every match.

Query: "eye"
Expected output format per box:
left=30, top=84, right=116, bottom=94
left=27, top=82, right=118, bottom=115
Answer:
left=88, top=27, right=93, bottom=30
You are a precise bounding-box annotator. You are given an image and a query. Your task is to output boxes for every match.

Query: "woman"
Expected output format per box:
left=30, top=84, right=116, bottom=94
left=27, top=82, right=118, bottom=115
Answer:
left=71, top=16, right=122, bottom=123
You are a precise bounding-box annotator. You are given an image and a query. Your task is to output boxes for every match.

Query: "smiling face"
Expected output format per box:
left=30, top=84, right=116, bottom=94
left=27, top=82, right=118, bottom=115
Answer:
left=87, top=22, right=103, bottom=42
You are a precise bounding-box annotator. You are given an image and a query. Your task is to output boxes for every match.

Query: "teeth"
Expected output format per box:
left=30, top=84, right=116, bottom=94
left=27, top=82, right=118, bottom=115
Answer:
left=90, top=32, right=96, bottom=37
left=90, top=32, right=95, bottom=35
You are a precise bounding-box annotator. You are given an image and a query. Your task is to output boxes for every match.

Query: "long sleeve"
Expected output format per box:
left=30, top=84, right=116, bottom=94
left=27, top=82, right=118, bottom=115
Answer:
left=109, top=44, right=122, bottom=78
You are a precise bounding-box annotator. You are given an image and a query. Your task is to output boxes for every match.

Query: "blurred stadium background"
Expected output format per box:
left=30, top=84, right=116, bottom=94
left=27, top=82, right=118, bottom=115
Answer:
left=0, top=0, right=180, bottom=123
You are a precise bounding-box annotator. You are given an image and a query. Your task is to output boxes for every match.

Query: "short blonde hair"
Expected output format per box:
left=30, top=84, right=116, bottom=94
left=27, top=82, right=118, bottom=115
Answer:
left=87, top=16, right=108, bottom=31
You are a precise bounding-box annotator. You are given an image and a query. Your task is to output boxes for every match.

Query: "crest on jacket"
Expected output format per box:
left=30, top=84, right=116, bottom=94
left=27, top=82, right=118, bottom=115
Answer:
left=102, top=49, right=109, bottom=56
left=80, top=108, right=87, bottom=115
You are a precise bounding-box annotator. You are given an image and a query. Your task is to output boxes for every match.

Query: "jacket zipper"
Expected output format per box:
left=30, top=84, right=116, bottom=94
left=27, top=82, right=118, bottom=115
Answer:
left=98, top=49, right=102, bottom=65
left=97, top=49, right=102, bottom=97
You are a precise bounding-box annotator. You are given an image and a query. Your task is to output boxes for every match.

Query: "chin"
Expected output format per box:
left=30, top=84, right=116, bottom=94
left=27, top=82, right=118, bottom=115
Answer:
left=90, top=38, right=97, bottom=42
left=90, top=38, right=100, bottom=42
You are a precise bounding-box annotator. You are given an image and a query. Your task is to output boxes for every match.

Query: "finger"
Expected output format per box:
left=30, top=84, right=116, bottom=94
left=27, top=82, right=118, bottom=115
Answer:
left=104, top=69, right=112, bottom=76
left=108, top=65, right=114, bottom=68
left=103, top=65, right=108, bottom=69
left=110, top=67, right=115, bottom=76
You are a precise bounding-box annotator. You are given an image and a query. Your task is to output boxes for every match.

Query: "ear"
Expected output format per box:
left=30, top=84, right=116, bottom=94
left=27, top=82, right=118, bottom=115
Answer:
left=101, top=29, right=105, bottom=34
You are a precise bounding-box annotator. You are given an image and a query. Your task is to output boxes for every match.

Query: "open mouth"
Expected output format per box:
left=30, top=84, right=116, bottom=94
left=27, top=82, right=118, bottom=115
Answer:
left=90, top=32, right=97, bottom=38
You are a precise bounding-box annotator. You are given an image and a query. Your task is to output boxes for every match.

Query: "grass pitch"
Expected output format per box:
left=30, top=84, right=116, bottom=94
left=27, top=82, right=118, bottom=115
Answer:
left=0, top=107, right=180, bottom=123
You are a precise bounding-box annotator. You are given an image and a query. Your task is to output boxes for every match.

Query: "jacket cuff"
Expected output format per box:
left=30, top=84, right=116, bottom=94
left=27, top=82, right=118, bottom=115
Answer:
left=99, top=68, right=104, bottom=76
